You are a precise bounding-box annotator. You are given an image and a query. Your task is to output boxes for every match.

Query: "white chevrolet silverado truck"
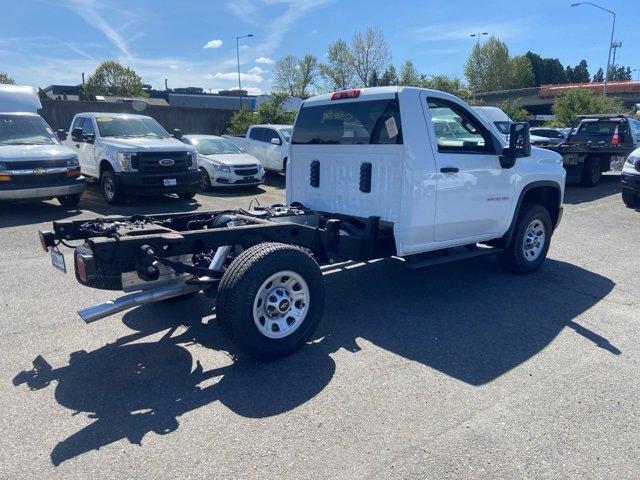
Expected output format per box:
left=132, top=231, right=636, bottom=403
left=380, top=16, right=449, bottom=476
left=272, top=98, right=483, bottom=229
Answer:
left=224, top=124, right=292, bottom=172
left=0, top=85, right=84, bottom=206
left=40, top=86, right=565, bottom=361
left=64, top=112, right=200, bottom=204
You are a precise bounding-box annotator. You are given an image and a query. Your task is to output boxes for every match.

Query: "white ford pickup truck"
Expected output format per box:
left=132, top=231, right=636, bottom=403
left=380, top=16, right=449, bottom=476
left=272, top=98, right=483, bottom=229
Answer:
left=64, top=112, right=200, bottom=204
left=224, top=124, right=292, bottom=172
left=40, top=86, right=565, bottom=361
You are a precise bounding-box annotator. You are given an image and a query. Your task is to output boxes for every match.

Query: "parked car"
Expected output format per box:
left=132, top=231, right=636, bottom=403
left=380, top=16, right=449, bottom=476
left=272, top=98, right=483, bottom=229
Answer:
left=181, top=135, right=264, bottom=190
left=543, top=114, right=640, bottom=186
left=473, top=106, right=548, bottom=143
left=40, top=86, right=565, bottom=361
left=64, top=113, right=199, bottom=204
left=224, top=124, right=292, bottom=172
left=621, top=148, right=640, bottom=208
left=0, top=85, right=84, bottom=206
left=530, top=127, right=568, bottom=145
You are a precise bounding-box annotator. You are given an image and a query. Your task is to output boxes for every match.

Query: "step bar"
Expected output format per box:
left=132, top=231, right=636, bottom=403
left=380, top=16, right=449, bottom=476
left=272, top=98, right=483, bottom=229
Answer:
left=403, top=245, right=503, bottom=270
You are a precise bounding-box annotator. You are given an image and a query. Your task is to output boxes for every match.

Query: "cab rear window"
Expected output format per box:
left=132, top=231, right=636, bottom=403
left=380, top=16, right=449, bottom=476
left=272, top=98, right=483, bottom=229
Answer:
left=292, top=99, right=402, bottom=145
left=576, top=120, right=627, bottom=136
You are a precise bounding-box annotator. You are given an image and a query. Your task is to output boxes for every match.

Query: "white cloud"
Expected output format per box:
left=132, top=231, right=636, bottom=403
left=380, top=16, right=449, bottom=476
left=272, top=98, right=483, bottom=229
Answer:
left=209, top=72, right=264, bottom=82
left=221, top=86, right=263, bottom=95
left=410, top=17, right=536, bottom=43
left=255, top=57, right=274, bottom=65
left=248, top=66, right=266, bottom=75
left=203, top=39, right=223, bottom=49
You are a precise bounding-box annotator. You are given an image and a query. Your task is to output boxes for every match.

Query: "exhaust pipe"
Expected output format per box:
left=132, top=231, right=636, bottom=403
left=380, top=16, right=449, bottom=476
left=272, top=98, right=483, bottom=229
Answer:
left=78, top=282, right=202, bottom=323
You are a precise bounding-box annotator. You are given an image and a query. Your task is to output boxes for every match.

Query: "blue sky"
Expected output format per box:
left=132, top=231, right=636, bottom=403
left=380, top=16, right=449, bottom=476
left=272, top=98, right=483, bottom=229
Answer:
left=1, top=0, right=638, bottom=94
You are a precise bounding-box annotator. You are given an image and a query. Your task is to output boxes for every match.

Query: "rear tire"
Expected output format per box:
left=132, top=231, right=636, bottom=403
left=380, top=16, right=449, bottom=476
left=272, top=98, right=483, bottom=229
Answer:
left=216, top=242, right=325, bottom=361
left=622, top=188, right=639, bottom=208
left=580, top=157, right=602, bottom=187
left=57, top=194, right=81, bottom=208
left=499, top=203, right=552, bottom=274
left=101, top=170, right=125, bottom=205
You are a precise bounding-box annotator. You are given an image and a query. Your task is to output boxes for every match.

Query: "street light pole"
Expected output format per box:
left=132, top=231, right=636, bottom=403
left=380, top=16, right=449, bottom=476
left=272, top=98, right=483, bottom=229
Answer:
left=236, top=33, right=254, bottom=110
left=571, top=2, right=615, bottom=95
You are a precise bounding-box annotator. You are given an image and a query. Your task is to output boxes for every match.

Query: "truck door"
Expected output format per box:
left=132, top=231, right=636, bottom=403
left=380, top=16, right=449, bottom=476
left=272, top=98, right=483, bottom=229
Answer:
left=79, top=117, right=98, bottom=178
left=263, top=128, right=283, bottom=170
left=247, top=127, right=266, bottom=166
left=422, top=94, right=515, bottom=242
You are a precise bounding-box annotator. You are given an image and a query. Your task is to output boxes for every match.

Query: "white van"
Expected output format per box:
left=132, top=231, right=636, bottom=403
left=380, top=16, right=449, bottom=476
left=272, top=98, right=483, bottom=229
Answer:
left=0, top=85, right=84, bottom=206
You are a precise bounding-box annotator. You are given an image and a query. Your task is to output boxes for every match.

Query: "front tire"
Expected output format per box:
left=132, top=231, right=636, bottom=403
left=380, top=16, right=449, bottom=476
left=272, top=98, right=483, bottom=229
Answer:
left=101, top=170, right=125, bottom=205
left=499, top=203, right=553, bottom=274
left=57, top=193, right=81, bottom=208
left=199, top=168, right=212, bottom=191
left=216, top=242, right=325, bottom=361
left=580, top=157, right=602, bottom=187
left=622, top=188, right=639, bottom=208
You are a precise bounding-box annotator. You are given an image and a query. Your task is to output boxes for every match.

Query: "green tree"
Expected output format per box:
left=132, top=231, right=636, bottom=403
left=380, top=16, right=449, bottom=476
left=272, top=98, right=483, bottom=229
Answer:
left=572, top=60, right=590, bottom=83
left=399, top=60, right=420, bottom=86
left=464, top=35, right=511, bottom=93
left=541, top=58, right=566, bottom=84
left=592, top=68, right=605, bottom=83
left=84, top=61, right=147, bottom=97
left=368, top=70, right=379, bottom=87
left=422, top=74, right=472, bottom=103
left=498, top=99, right=529, bottom=122
left=319, top=40, right=355, bottom=90
left=552, top=88, right=622, bottom=126
left=227, top=93, right=295, bottom=135
left=274, top=54, right=318, bottom=97
left=350, top=27, right=391, bottom=87
left=507, top=55, right=535, bottom=89
left=0, top=71, right=15, bottom=84
left=379, top=65, right=398, bottom=86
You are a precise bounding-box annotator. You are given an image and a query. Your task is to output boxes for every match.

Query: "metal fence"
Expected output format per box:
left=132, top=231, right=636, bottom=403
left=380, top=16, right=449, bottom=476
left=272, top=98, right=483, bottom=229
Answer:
left=40, top=99, right=235, bottom=135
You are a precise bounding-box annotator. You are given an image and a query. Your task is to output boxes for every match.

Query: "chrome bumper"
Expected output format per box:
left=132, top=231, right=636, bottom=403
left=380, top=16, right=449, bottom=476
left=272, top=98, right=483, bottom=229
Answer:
left=0, top=178, right=85, bottom=200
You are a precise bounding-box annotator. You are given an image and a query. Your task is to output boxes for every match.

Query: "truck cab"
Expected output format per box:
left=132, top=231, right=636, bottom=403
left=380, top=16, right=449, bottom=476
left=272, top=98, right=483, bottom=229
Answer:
left=288, top=87, right=565, bottom=256
left=0, top=85, right=84, bottom=206
left=65, top=113, right=199, bottom=204
left=225, top=124, right=292, bottom=172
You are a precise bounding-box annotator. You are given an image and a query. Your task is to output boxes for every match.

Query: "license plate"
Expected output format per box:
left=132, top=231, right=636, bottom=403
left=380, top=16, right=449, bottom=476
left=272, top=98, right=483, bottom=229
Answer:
left=163, top=178, right=177, bottom=187
left=51, top=248, right=66, bottom=273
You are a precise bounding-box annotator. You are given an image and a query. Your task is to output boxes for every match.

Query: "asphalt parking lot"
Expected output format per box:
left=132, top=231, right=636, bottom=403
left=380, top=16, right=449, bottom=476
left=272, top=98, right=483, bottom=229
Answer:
left=0, top=173, right=638, bottom=479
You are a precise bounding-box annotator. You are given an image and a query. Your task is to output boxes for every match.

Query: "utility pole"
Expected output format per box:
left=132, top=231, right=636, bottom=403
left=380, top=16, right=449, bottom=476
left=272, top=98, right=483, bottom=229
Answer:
left=236, top=33, right=254, bottom=110
left=610, top=41, right=622, bottom=80
left=571, top=2, right=616, bottom=95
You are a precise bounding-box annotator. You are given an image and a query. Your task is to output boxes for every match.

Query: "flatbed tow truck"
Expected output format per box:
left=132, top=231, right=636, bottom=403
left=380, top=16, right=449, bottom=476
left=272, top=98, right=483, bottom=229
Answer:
left=39, top=87, right=565, bottom=360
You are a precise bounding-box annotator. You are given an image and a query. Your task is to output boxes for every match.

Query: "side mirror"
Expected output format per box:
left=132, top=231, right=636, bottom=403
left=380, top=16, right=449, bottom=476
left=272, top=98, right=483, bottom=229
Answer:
left=500, top=122, right=531, bottom=168
left=56, top=129, right=67, bottom=141
left=83, top=133, right=95, bottom=144
left=71, top=127, right=83, bottom=142
left=173, top=129, right=183, bottom=139
left=270, top=137, right=282, bottom=145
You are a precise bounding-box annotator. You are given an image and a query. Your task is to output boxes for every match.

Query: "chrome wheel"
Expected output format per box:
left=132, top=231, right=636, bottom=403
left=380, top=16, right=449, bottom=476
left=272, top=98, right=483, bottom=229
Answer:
left=522, top=219, right=546, bottom=262
left=103, top=177, right=115, bottom=201
left=199, top=168, right=210, bottom=190
left=253, top=270, right=310, bottom=339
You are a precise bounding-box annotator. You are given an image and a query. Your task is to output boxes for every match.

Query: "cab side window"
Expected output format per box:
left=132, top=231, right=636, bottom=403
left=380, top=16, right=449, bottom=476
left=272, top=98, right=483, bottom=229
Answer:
left=82, top=117, right=95, bottom=136
left=249, top=127, right=265, bottom=142
left=427, top=98, right=494, bottom=154
left=263, top=129, right=280, bottom=144
left=72, top=117, right=84, bottom=130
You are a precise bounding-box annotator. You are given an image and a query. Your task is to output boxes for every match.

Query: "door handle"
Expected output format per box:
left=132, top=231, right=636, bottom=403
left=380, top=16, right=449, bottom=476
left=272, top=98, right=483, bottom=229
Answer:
left=440, top=167, right=459, bottom=173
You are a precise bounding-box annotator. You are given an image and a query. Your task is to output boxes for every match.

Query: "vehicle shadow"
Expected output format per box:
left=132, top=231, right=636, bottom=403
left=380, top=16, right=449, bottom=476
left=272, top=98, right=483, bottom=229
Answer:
left=0, top=200, right=83, bottom=228
left=563, top=173, right=621, bottom=205
left=13, top=257, right=618, bottom=466
left=263, top=171, right=285, bottom=189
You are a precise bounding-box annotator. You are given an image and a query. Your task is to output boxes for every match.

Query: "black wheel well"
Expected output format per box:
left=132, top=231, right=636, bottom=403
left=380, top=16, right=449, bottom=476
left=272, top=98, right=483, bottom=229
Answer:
left=99, top=160, right=113, bottom=177
left=521, top=185, right=561, bottom=227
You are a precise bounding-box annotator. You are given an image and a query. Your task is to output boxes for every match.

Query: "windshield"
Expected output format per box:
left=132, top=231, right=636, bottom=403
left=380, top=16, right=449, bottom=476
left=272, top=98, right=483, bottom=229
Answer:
left=279, top=128, right=292, bottom=142
left=96, top=116, right=169, bottom=138
left=192, top=138, right=241, bottom=155
left=494, top=121, right=511, bottom=135
left=0, top=114, right=58, bottom=145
